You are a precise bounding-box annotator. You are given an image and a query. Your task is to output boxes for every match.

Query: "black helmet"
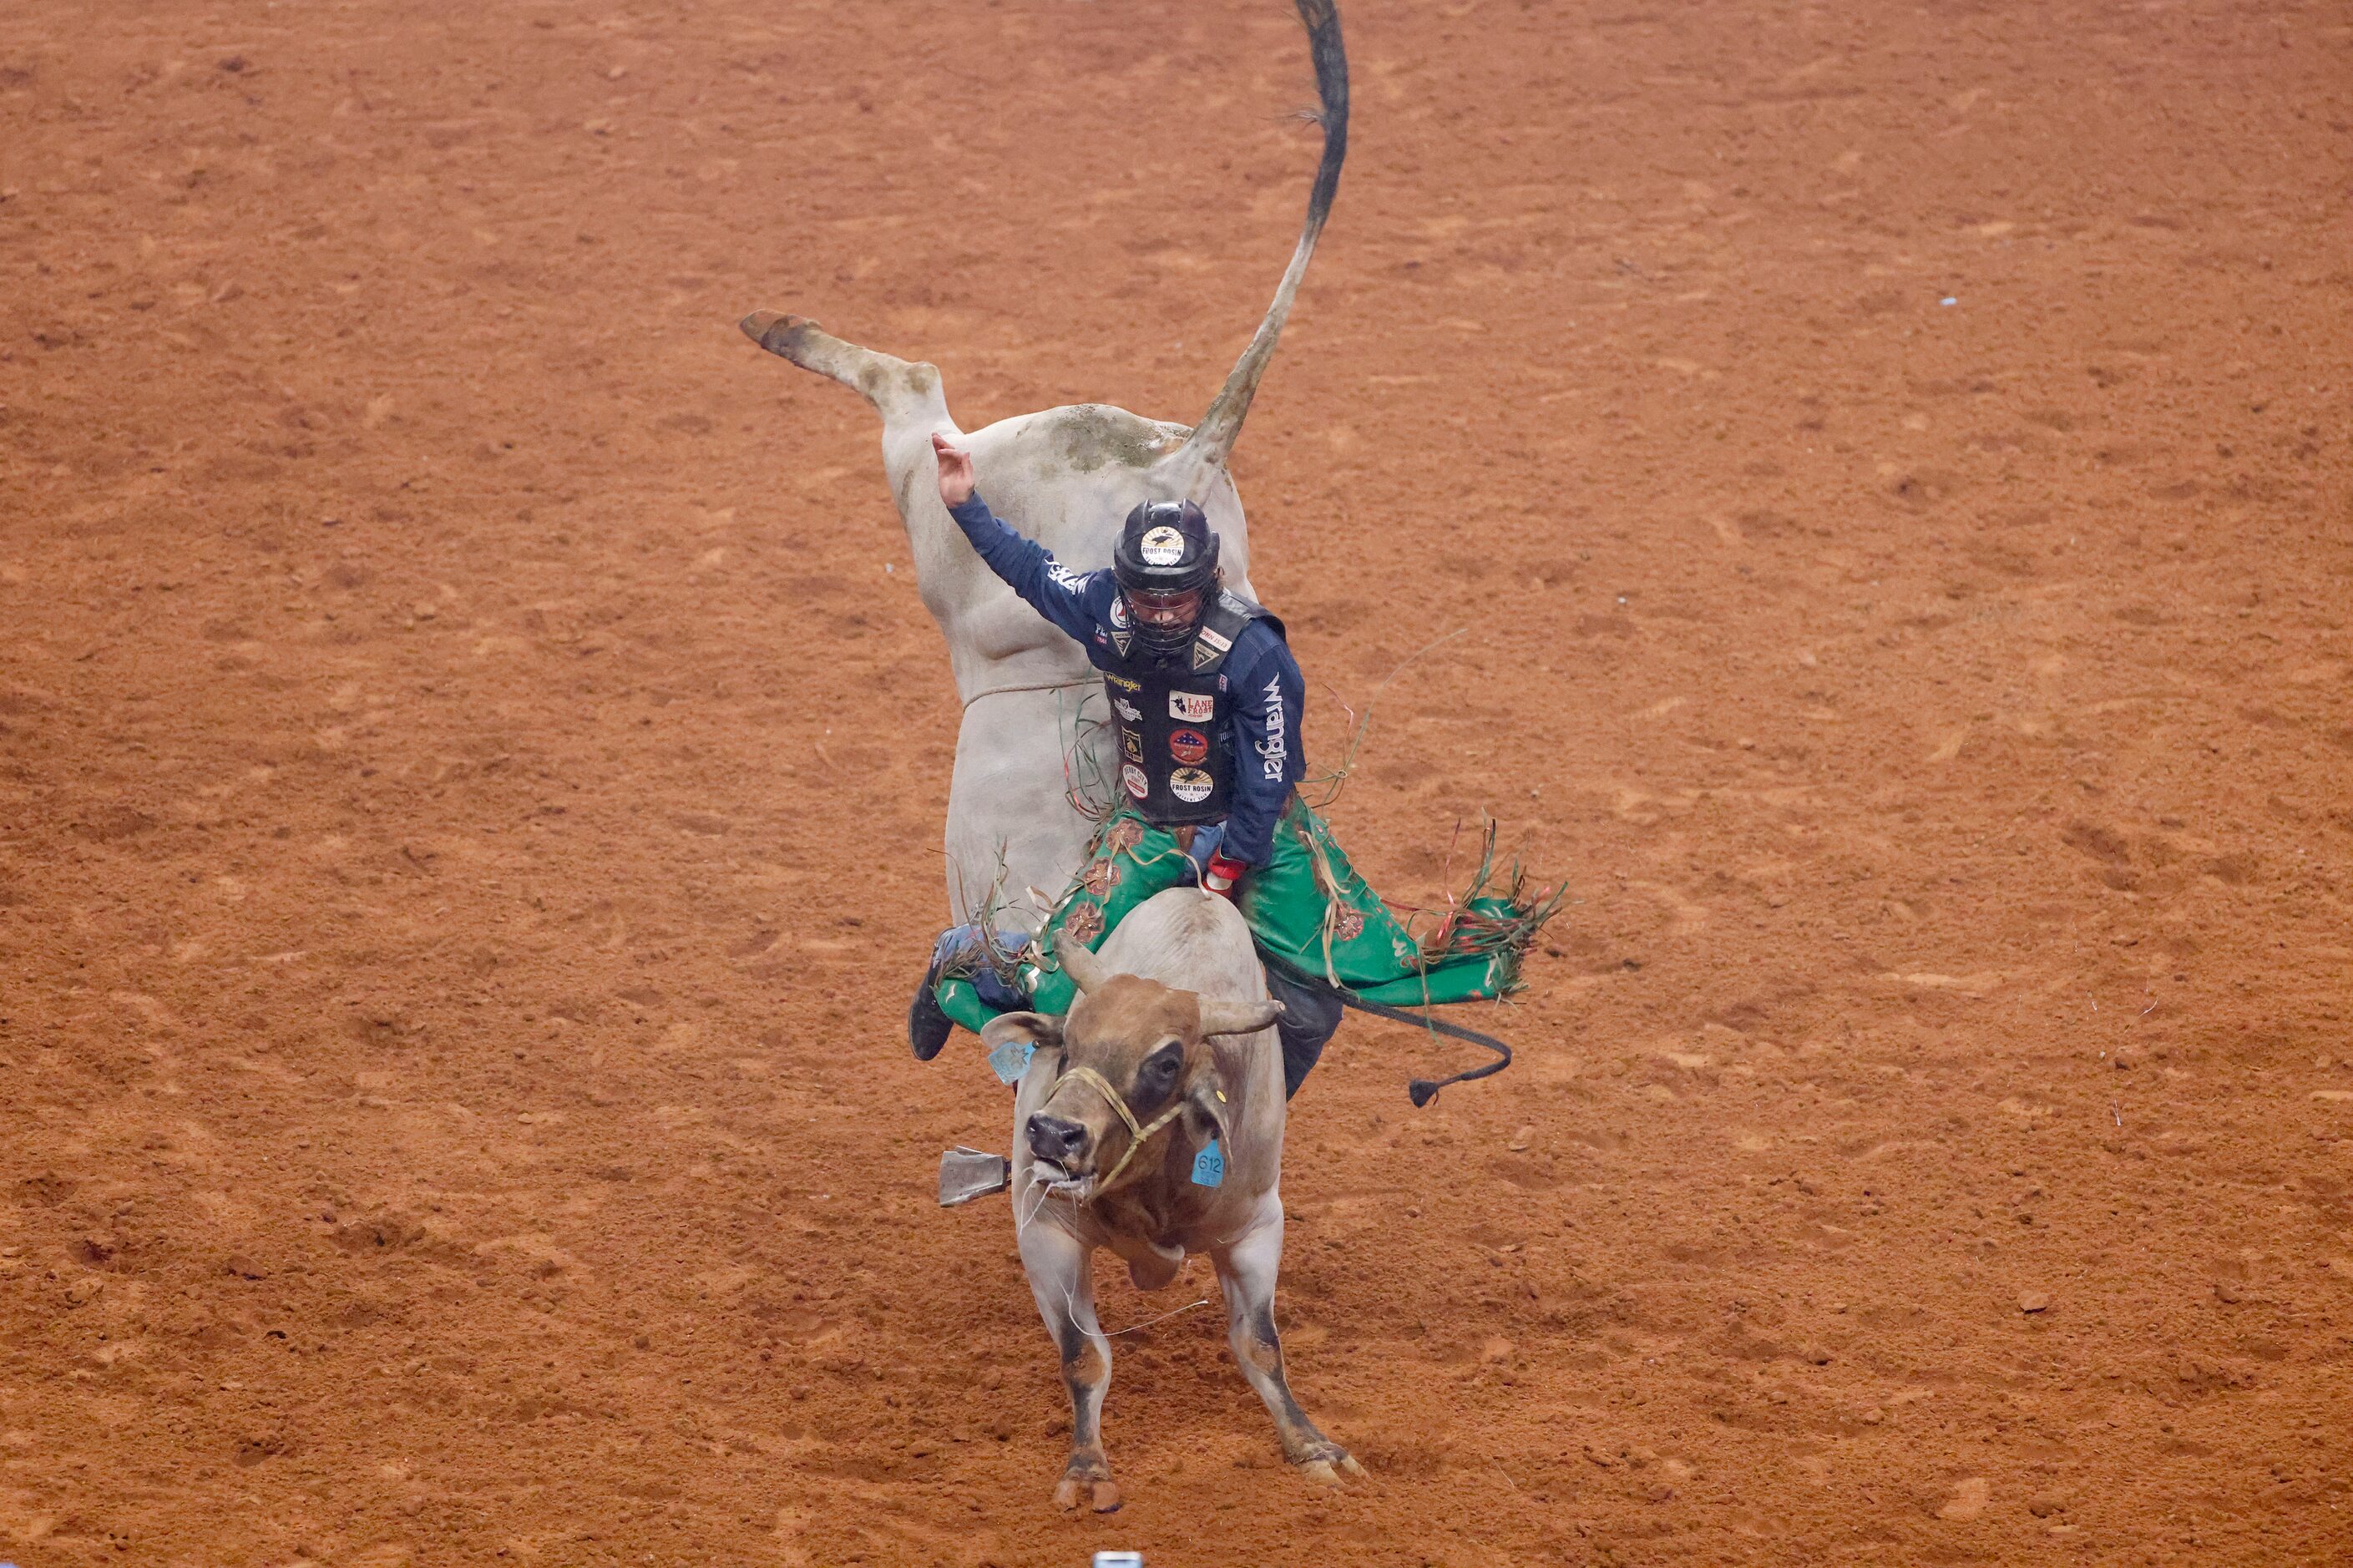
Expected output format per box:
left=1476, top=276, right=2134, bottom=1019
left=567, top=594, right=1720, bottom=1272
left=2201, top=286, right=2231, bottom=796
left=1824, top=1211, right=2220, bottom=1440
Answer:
left=1113, top=500, right=1218, bottom=596
left=1112, top=500, right=1219, bottom=658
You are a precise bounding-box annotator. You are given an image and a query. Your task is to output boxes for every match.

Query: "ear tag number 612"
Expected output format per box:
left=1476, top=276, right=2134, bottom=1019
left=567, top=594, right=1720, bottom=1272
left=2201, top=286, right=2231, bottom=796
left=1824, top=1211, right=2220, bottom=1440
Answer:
left=1191, top=1139, right=1224, bottom=1188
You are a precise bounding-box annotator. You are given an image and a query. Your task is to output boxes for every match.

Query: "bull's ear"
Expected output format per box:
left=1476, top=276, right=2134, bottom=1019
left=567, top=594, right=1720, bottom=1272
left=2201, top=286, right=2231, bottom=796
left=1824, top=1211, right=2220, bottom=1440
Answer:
left=979, top=1011, right=1063, bottom=1054
left=1180, top=1059, right=1231, bottom=1148
left=979, top=1011, right=1063, bottom=1087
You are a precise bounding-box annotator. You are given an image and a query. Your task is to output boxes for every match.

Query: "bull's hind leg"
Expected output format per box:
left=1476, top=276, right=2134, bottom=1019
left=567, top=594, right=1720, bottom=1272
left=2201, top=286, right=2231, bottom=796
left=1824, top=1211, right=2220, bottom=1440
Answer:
left=1018, top=1217, right=1122, bottom=1512
left=1212, top=1203, right=1363, bottom=1486
left=738, top=311, right=948, bottom=424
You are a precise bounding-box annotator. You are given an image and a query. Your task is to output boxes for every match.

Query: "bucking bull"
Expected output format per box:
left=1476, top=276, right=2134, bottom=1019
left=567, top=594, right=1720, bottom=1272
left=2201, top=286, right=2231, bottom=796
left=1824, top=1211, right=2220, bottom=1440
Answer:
left=990, top=897, right=1359, bottom=1508
left=741, top=0, right=1362, bottom=1510
left=740, top=0, right=1346, bottom=928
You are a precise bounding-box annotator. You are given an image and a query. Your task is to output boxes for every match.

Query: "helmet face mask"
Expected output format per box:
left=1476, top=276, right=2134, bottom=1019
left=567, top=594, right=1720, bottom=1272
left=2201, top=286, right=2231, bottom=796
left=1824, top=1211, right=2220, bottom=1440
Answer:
left=1112, top=499, right=1218, bottom=660
left=1124, top=586, right=1205, bottom=655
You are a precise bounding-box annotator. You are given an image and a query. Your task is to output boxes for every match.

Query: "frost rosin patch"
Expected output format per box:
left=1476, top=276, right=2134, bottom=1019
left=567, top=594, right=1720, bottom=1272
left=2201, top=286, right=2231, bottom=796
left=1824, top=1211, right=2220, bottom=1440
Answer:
left=1139, top=525, right=1185, bottom=565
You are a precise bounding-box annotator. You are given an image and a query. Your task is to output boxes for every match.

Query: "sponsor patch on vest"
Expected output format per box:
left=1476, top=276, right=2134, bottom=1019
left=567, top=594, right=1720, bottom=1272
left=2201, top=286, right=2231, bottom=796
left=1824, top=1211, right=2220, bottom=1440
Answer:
left=1112, top=696, right=1141, bottom=722
left=1121, top=731, right=1142, bottom=761
left=1169, top=727, right=1209, bottom=765
left=1169, top=766, right=1214, bottom=804
left=1170, top=691, right=1216, bottom=722
left=1111, top=630, right=1131, bottom=657
left=1140, top=525, right=1185, bottom=566
left=1108, top=594, right=1131, bottom=628
left=1121, top=763, right=1149, bottom=800
left=1190, top=621, right=1234, bottom=672
left=1104, top=673, right=1141, bottom=692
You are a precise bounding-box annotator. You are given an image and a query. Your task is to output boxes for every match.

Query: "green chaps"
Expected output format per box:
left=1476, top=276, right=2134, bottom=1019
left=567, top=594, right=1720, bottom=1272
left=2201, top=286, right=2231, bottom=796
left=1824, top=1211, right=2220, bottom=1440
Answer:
left=936, top=796, right=1551, bottom=1033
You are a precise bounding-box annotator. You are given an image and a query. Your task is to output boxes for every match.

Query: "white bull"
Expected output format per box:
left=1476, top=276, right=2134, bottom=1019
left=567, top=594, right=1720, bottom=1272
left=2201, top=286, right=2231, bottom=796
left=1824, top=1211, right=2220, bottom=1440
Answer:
left=984, top=887, right=1361, bottom=1510
left=739, top=0, right=1348, bottom=932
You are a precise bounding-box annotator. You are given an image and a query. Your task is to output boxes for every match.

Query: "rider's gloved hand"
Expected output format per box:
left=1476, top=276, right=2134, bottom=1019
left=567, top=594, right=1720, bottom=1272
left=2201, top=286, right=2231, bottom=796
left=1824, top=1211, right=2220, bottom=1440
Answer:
left=1182, top=822, right=1227, bottom=876
left=1202, top=851, right=1249, bottom=899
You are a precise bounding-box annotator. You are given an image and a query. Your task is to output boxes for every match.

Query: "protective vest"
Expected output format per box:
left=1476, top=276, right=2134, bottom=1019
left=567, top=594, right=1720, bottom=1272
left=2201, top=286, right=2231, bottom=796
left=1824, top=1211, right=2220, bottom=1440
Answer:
left=1101, top=589, right=1278, bottom=827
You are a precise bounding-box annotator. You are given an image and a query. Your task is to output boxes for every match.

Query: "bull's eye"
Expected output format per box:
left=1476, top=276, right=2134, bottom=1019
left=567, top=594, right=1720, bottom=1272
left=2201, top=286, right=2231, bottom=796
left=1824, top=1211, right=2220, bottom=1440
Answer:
left=1142, top=1051, right=1181, bottom=1093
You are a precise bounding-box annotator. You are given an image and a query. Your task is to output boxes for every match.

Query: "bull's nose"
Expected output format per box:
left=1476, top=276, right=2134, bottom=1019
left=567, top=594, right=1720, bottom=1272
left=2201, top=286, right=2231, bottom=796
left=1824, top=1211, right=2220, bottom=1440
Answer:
left=1026, top=1113, right=1089, bottom=1165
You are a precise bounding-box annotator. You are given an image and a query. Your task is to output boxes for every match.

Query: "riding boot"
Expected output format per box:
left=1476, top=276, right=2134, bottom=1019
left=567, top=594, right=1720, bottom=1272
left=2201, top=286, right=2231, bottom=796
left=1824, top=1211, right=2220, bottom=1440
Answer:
left=908, top=946, right=956, bottom=1061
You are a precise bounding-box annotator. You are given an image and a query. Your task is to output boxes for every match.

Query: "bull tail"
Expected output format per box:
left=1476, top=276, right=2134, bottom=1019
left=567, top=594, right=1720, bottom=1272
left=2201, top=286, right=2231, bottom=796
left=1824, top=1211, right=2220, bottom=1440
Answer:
left=1177, top=0, right=1349, bottom=496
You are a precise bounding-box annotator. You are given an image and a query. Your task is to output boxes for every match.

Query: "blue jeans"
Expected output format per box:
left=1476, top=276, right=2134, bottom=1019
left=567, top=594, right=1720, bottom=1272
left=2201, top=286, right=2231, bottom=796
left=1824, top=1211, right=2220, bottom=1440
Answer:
left=931, top=925, right=1031, bottom=1011
left=930, top=823, right=1228, bottom=1011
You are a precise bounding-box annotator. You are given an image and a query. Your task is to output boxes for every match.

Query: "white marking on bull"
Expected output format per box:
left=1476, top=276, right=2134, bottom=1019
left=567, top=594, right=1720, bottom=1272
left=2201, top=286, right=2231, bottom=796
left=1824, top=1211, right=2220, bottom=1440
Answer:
left=739, top=0, right=1349, bottom=930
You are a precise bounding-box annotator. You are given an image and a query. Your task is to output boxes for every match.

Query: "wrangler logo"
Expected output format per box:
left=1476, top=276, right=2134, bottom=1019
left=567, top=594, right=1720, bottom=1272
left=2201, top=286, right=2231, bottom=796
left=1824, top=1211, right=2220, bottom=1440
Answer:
left=1260, top=675, right=1288, bottom=781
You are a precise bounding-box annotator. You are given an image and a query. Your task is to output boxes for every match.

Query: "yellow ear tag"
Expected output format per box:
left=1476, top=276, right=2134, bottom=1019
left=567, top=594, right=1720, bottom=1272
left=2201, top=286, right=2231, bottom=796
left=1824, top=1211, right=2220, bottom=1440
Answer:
left=1214, top=1090, right=1227, bottom=1103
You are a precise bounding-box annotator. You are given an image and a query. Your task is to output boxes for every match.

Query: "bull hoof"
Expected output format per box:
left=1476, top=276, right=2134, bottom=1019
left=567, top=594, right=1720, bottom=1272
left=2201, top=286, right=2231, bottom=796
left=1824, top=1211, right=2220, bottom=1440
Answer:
left=1053, top=1472, right=1122, bottom=1513
left=738, top=310, right=817, bottom=357
left=1292, top=1442, right=1364, bottom=1487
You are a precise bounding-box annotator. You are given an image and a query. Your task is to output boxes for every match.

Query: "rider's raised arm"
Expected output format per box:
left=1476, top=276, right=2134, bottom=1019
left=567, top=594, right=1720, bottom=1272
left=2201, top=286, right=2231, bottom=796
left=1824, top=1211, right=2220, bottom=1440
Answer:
left=945, top=492, right=1110, bottom=648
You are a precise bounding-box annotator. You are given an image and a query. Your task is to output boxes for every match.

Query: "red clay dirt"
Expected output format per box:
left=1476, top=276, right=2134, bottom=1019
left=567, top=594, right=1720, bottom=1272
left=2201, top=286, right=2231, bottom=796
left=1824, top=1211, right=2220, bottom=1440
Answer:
left=4, top=0, right=2350, bottom=1563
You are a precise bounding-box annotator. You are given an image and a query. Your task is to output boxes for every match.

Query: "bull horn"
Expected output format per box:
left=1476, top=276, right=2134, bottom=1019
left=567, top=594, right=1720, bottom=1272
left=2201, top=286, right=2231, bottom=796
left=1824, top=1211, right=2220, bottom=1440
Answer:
left=1199, top=995, right=1285, bottom=1038
left=1053, top=931, right=1115, bottom=997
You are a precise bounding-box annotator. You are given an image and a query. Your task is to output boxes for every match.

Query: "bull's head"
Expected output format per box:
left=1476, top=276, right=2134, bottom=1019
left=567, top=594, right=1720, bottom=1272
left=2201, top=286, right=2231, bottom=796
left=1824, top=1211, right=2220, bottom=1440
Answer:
left=984, top=938, right=1282, bottom=1204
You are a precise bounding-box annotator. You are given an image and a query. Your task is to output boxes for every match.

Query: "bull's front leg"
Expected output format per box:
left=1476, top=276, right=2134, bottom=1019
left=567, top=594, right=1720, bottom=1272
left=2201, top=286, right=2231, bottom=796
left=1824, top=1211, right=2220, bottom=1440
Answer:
left=1212, top=1196, right=1364, bottom=1486
left=1017, top=1214, right=1122, bottom=1512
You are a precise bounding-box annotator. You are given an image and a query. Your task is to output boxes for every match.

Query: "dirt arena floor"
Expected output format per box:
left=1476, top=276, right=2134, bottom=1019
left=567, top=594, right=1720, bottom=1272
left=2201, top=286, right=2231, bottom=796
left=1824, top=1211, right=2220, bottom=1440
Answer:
left=5, top=0, right=2350, bottom=1562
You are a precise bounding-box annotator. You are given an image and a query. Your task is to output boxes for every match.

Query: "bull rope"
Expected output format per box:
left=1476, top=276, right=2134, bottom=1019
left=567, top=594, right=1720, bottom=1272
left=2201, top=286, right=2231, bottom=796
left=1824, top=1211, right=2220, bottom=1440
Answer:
left=961, top=675, right=1093, bottom=708
left=1334, top=989, right=1514, bottom=1108
left=1259, top=952, right=1515, bottom=1108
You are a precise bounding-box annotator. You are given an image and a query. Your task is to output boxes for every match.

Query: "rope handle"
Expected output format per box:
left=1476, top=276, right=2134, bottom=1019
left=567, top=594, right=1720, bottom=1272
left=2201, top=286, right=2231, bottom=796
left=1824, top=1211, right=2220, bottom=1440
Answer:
left=1050, top=1062, right=1189, bottom=1194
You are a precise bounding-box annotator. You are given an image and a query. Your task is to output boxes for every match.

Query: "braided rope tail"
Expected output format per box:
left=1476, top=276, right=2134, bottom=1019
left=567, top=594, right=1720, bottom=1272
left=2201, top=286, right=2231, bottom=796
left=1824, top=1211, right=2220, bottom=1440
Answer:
left=1257, top=953, right=1513, bottom=1108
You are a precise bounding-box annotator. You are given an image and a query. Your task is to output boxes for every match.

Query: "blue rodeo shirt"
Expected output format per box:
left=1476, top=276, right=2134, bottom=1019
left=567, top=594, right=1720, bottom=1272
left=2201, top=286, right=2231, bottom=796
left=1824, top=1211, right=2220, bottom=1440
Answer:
left=949, top=493, right=1305, bottom=867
